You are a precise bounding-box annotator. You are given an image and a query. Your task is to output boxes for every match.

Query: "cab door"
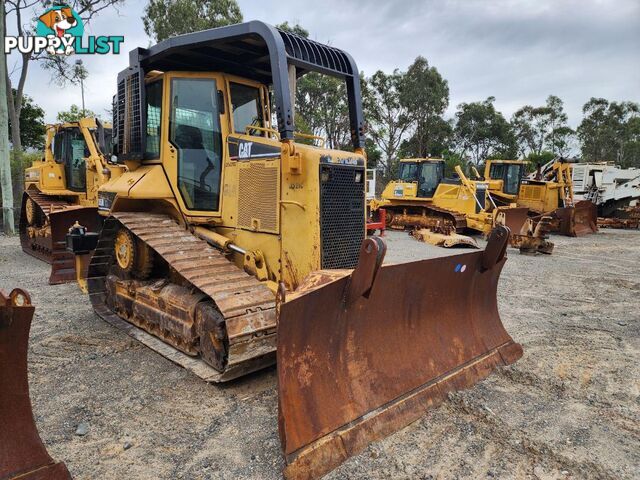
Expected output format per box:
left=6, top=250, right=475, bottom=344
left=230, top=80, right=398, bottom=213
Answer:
left=162, top=73, right=229, bottom=216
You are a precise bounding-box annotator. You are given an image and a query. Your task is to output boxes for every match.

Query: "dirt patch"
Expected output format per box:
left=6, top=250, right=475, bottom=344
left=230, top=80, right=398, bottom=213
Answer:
left=0, top=229, right=638, bottom=479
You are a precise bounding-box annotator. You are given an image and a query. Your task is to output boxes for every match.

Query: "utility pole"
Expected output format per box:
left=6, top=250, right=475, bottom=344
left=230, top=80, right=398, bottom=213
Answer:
left=0, top=0, right=15, bottom=234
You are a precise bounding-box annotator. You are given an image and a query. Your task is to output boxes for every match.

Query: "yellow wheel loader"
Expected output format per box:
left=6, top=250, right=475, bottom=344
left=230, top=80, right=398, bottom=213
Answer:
left=518, top=159, right=598, bottom=236
left=0, top=288, right=71, bottom=479
left=71, top=22, right=522, bottom=479
left=20, top=117, right=125, bottom=284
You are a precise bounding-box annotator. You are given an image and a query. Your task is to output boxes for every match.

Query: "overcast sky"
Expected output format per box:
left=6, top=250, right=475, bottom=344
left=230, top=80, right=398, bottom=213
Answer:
left=6, top=0, right=639, bottom=127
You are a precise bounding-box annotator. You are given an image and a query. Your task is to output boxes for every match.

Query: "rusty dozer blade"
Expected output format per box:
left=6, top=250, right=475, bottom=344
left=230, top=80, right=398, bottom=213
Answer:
left=411, top=228, right=478, bottom=248
left=0, top=289, right=71, bottom=480
left=495, top=206, right=529, bottom=234
left=277, top=227, right=523, bottom=480
left=554, top=200, right=598, bottom=237
left=19, top=189, right=101, bottom=285
left=512, top=216, right=554, bottom=255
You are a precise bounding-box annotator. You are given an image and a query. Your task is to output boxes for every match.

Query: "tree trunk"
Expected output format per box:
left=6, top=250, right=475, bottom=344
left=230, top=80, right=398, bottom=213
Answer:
left=0, top=0, right=15, bottom=233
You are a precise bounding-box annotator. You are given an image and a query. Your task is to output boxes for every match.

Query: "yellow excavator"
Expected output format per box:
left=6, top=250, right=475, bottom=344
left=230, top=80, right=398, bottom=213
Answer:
left=67, top=22, right=522, bottom=479
left=20, top=117, right=125, bottom=284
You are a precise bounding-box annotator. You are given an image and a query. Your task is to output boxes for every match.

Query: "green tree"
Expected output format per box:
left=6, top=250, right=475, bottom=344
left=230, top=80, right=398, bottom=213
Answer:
left=276, top=21, right=309, bottom=37
left=577, top=98, right=640, bottom=167
left=398, top=56, right=450, bottom=158
left=363, top=70, right=411, bottom=178
left=511, top=95, right=573, bottom=157
left=398, top=116, right=453, bottom=159
left=454, top=97, right=516, bottom=165
left=56, top=105, right=98, bottom=123
left=277, top=22, right=352, bottom=150
left=7, top=90, right=45, bottom=150
left=143, top=0, right=243, bottom=42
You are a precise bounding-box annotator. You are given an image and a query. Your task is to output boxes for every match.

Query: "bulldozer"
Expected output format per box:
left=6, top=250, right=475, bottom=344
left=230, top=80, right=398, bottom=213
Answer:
left=71, top=21, right=522, bottom=479
left=20, top=117, right=125, bottom=284
left=371, top=158, right=551, bottom=252
left=518, top=158, right=598, bottom=236
left=0, top=288, right=71, bottom=479
left=369, top=157, right=468, bottom=232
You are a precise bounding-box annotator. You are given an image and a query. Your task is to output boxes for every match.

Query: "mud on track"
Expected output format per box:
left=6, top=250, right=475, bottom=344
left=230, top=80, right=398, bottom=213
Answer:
left=0, top=229, right=638, bottom=479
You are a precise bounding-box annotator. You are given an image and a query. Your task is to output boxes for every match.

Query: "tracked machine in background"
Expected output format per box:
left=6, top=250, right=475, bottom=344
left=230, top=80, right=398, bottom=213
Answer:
left=0, top=289, right=71, bottom=480
left=20, top=118, right=125, bottom=284
left=71, top=22, right=522, bottom=478
left=572, top=162, right=640, bottom=229
left=519, top=158, right=598, bottom=236
left=371, top=158, right=552, bottom=253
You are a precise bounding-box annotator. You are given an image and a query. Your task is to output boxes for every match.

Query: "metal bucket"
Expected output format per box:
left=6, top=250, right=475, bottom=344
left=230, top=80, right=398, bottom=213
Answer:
left=0, top=289, right=71, bottom=479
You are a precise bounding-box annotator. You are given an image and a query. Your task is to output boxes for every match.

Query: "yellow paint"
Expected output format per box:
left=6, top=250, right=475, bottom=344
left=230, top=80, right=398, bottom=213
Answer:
left=24, top=118, right=126, bottom=206
left=98, top=71, right=365, bottom=291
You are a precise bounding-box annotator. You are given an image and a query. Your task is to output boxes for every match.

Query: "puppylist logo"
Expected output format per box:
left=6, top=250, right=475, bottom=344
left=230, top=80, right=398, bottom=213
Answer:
left=4, top=5, right=124, bottom=56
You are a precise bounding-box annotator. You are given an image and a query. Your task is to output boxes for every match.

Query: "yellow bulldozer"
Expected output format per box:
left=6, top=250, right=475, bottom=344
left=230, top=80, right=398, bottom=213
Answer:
left=20, top=117, right=125, bottom=284
left=517, top=158, right=598, bottom=236
left=370, top=158, right=552, bottom=252
left=67, top=22, right=522, bottom=479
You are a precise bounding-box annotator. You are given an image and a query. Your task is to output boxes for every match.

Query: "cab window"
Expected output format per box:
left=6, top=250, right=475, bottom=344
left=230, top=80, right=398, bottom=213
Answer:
left=490, top=163, right=523, bottom=195
left=170, top=77, right=222, bottom=211
left=53, top=131, right=64, bottom=163
left=399, top=162, right=418, bottom=181
left=145, top=80, right=162, bottom=159
left=230, top=82, right=263, bottom=134
left=504, top=164, right=523, bottom=195
left=64, top=128, right=88, bottom=191
left=418, top=162, right=444, bottom=197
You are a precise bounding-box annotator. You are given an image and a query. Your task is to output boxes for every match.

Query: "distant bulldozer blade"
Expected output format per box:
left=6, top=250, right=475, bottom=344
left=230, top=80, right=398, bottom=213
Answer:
left=555, top=200, right=598, bottom=237
left=411, top=228, right=478, bottom=248
left=277, top=227, right=523, bottom=480
left=0, top=289, right=71, bottom=480
left=495, top=206, right=529, bottom=234
left=512, top=216, right=554, bottom=255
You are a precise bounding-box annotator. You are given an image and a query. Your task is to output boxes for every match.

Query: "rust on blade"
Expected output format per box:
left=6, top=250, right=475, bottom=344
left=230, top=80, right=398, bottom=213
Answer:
left=0, top=289, right=72, bottom=480
left=495, top=206, right=529, bottom=234
left=554, top=201, right=598, bottom=237
left=19, top=189, right=101, bottom=285
left=277, top=226, right=522, bottom=480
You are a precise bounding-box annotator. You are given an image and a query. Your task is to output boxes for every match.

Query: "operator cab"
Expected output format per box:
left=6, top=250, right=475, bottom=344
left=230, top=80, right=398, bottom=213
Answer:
left=142, top=71, right=271, bottom=213
left=487, top=162, right=525, bottom=196
left=398, top=159, right=445, bottom=198
left=52, top=126, right=90, bottom=192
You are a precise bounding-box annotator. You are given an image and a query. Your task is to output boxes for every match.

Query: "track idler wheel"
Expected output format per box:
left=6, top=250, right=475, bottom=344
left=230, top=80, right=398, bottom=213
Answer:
left=114, top=228, right=154, bottom=279
left=25, top=197, right=37, bottom=226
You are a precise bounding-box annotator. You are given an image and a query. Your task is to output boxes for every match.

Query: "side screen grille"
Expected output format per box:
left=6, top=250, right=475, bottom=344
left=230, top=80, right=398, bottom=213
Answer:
left=238, top=162, right=279, bottom=233
left=320, top=164, right=365, bottom=269
left=114, top=69, right=144, bottom=161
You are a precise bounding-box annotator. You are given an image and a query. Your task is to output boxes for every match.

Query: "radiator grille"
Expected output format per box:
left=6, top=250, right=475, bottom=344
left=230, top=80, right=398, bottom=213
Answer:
left=238, top=163, right=279, bottom=233
left=320, top=164, right=365, bottom=269
left=521, top=185, right=543, bottom=200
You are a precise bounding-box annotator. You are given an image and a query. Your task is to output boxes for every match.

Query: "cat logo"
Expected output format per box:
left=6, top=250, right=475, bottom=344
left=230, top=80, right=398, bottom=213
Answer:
left=238, top=142, right=253, bottom=159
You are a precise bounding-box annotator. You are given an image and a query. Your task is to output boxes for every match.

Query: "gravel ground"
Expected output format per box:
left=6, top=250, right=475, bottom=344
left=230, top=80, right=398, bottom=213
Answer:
left=0, top=229, right=638, bottom=480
